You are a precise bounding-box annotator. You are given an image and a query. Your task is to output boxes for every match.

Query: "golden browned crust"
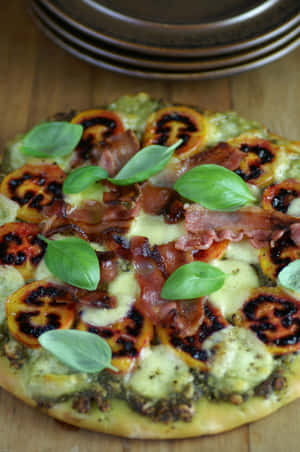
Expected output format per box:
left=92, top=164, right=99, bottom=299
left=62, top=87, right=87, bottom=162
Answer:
left=1, top=353, right=300, bottom=439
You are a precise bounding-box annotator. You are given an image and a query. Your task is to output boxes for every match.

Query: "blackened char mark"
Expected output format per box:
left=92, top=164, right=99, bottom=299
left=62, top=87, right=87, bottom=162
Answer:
left=154, top=113, right=197, bottom=148
left=16, top=311, right=61, bottom=338
left=243, top=294, right=300, bottom=347
left=269, top=230, right=295, bottom=276
left=76, top=116, right=117, bottom=161
left=271, top=188, right=298, bottom=213
left=234, top=143, right=275, bottom=182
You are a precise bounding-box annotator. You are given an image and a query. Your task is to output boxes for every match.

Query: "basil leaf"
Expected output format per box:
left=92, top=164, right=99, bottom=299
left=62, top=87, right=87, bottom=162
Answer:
left=41, top=236, right=100, bottom=291
left=21, top=122, right=83, bottom=158
left=278, top=260, right=300, bottom=293
left=174, top=164, right=256, bottom=211
left=161, top=262, right=226, bottom=300
left=63, top=166, right=108, bottom=194
left=110, top=139, right=182, bottom=185
left=39, top=330, right=117, bottom=373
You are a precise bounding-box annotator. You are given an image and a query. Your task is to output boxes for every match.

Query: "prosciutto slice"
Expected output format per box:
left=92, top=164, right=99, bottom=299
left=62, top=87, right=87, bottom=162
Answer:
left=98, top=130, right=140, bottom=177
left=177, top=205, right=300, bottom=250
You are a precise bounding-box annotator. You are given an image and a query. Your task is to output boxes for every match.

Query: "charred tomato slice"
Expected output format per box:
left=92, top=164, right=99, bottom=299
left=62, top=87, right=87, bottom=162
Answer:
left=235, top=287, right=300, bottom=355
left=0, top=163, right=65, bottom=223
left=143, top=106, right=207, bottom=159
left=0, top=222, right=46, bottom=279
left=77, top=304, right=153, bottom=373
left=262, top=179, right=300, bottom=214
left=157, top=301, right=228, bottom=371
left=6, top=281, right=76, bottom=348
left=70, top=109, right=125, bottom=166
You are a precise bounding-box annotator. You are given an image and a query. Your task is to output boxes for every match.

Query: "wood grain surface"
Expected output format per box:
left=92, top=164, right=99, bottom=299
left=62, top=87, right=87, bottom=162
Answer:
left=1, top=1, right=300, bottom=451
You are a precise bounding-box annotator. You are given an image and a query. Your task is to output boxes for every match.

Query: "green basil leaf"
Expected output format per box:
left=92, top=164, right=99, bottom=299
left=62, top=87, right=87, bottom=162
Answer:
left=110, top=139, right=182, bottom=185
left=21, top=122, right=83, bottom=158
left=174, top=164, right=256, bottom=211
left=39, top=329, right=117, bottom=373
left=41, top=236, right=100, bottom=291
left=161, top=262, right=226, bottom=300
left=278, top=260, right=300, bottom=293
left=63, top=166, right=108, bottom=194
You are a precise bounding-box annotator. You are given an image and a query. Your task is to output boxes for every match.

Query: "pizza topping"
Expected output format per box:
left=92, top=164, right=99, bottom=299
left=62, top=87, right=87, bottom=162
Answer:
left=178, top=205, right=300, bottom=251
left=127, top=345, right=193, bottom=399
left=209, top=259, right=260, bottom=320
left=0, top=163, right=66, bottom=223
left=0, top=194, right=18, bottom=226
left=0, top=266, right=25, bottom=324
left=63, top=166, right=108, bottom=194
left=98, top=130, right=140, bottom=177
left=161, top=262, right=225, bottom=300
left=158, top=302, right=228, bottom=370
left=235, top=287, right=300, bottom=354
left=143, top=106, right=206, bottom=158
left=259, top=229, right=300, bottom=280
left=39, top=329, right=117, bottom=373
left=232, top=137, right=279, bottom=187
left=186, top=141, right=244, bottom=172
left=42, top=236, right=100, bottom=291
left=174, top=164, right=256, bottom=212
left=224, top=240, right=259, bottom=264
left=262, top=179, right=300, bottom=214
left=6, top=281, right=76, bottom=348
left=81, top=270, right=140, bottom=327
left=21, top=122, right=83, bottom=158
left=0, top=222, right=46, bottom=279
left=203, top=326, right=274, bottom=394
left=278, top=260, right=300, bottom=293
left=78, top=305, right=153, bottom=373
left=70, top=109, right=125, bottom=166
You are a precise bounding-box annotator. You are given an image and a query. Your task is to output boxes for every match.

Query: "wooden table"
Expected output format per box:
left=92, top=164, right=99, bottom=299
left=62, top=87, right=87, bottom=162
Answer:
left=1, top=1, right=300, bottom=450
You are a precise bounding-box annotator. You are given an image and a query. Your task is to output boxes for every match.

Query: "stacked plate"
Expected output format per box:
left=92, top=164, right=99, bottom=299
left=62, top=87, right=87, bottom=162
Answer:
left=30, top=0, right=300, bottom=79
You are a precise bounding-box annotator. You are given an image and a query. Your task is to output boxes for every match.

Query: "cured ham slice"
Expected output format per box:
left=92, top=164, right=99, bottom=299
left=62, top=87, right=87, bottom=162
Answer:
left=177, top=205, right=300, bottom=250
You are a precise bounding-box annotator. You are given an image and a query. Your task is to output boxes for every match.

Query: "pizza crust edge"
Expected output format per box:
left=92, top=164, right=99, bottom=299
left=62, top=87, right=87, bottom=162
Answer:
left=1, top=353, right=300, bottom=439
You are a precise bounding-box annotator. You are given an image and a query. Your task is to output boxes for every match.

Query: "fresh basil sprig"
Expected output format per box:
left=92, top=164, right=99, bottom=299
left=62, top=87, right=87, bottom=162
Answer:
left=278, top=260, right=300, bottom=293
left=21, top=122, right=83, bottom=158
left=41, top=236, right=100, bottom=291
left=39, top=330, right=118, bottom=373
left=63, top=166, right=108, bottom=194
left=174, top=164, right=256, bottom=211
left=161, top=262, right=226, bottom=300
left=110, top=139, right=183, bottom=186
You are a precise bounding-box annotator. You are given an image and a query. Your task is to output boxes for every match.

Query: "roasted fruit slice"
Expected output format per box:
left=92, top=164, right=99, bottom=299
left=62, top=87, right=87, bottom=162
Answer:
left=0, top=163, right=65, bottom=223
left=70, top=109, right=125, bottom=165
left=143, top=106, right=207, bottom=159
left=157, top=301, right=228, bottom=371
left=262, top=179, right=300, bottom=214
left=230, top=136, right=279, bottom=187
left=0, top=222, right=46, bottom=279
left=259, top=230, right=300, bottom=280
left=192, top=240, right=229, bottom=262
left=6, top=281, right=76, bottom=348
left=77, top=305, right=153, bottom=373
left=235, top=287, right=300, bottom=355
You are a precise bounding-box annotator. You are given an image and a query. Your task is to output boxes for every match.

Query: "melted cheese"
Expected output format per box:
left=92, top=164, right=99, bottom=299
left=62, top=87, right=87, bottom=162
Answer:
left=127, top=345, right=193, bottom=399
left=209, top=259, right=259, bottom=319
left=0, top=194, right=18, bottom=226
left=64, top=182, right=105, bottom=210
left=224, top=240, right=259, bottom=264
left=203, top=326, right=274, bottom=394
left=287, top=198, right=300, bottom=217
left=0, top=266, right=24, bottom=324
left=81, top=270, right=140, bottom=327
left=127, top=210, right=185, bottom=246
left=26, top=351, right=90, bottom=399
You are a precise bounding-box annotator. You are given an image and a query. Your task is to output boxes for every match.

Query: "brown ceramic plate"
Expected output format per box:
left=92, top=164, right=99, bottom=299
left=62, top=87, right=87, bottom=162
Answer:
left=38, top=0, right=300, bottom=57
left=32, top=0, right=300, bottom=72
left=30, top=4, right=300, bottom=80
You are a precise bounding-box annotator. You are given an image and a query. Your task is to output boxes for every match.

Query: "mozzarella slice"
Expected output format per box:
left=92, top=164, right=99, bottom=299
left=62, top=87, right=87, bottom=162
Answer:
left=127, top=345, right=193, bottom=399
left=209, top=259, right=259, bottom=319
left=127, top=210, right=185, bottom=246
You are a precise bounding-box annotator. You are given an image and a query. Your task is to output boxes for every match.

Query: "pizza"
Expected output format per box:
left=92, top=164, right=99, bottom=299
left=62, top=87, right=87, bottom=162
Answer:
left=1, top=93, right=300, bottom=439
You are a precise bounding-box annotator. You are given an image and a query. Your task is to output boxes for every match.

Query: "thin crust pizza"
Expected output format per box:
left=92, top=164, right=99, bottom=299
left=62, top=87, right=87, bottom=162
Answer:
left=1, top=93, right=300, bottom=439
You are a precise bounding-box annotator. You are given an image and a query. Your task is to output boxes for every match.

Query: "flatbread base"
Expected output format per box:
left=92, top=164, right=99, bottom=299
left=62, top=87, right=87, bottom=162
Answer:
left=1, top=354, right=300, bottom=439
